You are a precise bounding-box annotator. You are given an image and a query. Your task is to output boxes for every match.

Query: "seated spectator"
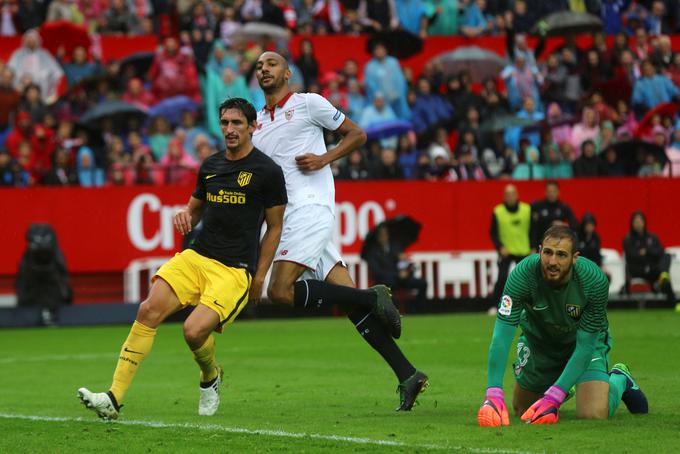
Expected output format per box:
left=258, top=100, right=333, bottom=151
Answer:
left=511, top=143, right=544, bottom=180
left=395, top=0, right=427, bottom=37
left=345, top=78, right=366, bottom=121
left=570, top=107, right=600, bottom=155
left=0, top=148, right=29, bottom=186
left=363, top=224, right=427, bottom=311
left=543, top=143, right=573, bottom=179
left=148, top=116, right=173, bottom=162
left=43, top=147, right=77, bottom=186
left=623, top=210, right=676, bottom=303
left=638, top=151, right=663, bottom=177
left=573, top=140, right=605, bottom=178
left=545, top=102, right=571, bottom=146
left=358, top=0, right=399, bottom=33
left=158, top=138, right=198, bottom=185
left=77, top=0, right=108, bottom=33
left=5, top=111, right=55, bottom=181
left=205, top=67, right=252, bottom=139
left=8, top=29, right=64, bottom=104
left=460, top=0, right=490, bottom=37
left=321, top=72, right=348, bottom=111
left=446, top=74, right=482, bottom=124
left=121, top=78, right=155, bottom=109
left=650, top=35, right=674, bottom=71
left=424, top=0, right=459, bottom=36
left=46, top=0, right=83, bottom=23
left=663, top=125, right=680, bottom=177
left=149, top=37, right=201, bottom=103
left=101, top=0, right=140, bottom=34
left=395, top=134, right=419, bottom=179
left=631, top=60, right=680, bottom=113
left=410, top=77, right=453, bottom=136
left=337, top=149, right=370, bottom=180
left=504, top=96, right=543, bottom=152
left=370, top=147, right=404, bottom=179
left=207, top=41, right=239, bottom=77
left=364, top=42, right=410, bottom=119
left=602, top=146, right=626, bottom=177
left=580, top=49, right=613, bottom=93
left=295, top=39, right=319, bottom=91
left=0, top=65, right=21, bottom=133
left=61, top=46, right=101, bottom=88
left=18, top=83, right=47, bottom=123
left=501, top=52, right=542, bottom=112
left=359, top=92, right=397, bottom=129
left=578, top=212, right=603, bottom=268
left=455, top=147, right=488, bottom=181
left=219, top=6, right=241, bottom=46
left=76, top=142, right=105, bottom=187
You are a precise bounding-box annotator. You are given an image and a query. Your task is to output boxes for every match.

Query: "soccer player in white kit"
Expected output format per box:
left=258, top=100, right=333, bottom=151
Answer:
left=252, top=51, right=428, bottom=411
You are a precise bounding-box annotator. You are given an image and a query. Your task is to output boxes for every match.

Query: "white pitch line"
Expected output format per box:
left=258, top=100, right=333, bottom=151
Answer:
left=0, top=413, right=540, bottom=454
left=0, top=353, right=115, bottom=364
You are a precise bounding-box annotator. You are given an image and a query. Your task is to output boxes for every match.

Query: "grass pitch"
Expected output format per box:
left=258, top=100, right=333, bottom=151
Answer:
left=1, top=311, right=679, bottom=453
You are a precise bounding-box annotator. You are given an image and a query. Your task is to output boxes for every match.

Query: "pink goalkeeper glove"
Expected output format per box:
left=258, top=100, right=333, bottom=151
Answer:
left=478, top=387, right=510, bottom=427
left=521, top=385, right=567, bottom=424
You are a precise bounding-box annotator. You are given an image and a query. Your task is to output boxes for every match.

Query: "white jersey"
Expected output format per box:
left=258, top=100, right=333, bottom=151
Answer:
left=252, top=92, right=345, bottom=213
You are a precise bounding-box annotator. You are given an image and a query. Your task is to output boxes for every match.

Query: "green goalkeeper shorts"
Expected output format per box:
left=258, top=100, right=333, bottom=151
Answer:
left=512, top=331, right=612, bottom=394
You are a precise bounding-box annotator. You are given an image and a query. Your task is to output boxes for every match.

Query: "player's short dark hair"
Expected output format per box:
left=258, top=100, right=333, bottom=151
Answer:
left=546, top=180, right=559, bottom=189
left=218, top=98, right=257, bottom=125
left=541, top=225, right=578, bottom=253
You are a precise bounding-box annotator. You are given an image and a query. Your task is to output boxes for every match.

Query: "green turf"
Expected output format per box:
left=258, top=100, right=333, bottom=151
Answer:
left=1, top=311, right=679, bottom=453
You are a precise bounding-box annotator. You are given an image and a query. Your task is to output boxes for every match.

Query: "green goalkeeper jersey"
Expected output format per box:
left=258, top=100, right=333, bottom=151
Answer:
left=486, top=254, right=610, bottom=390
left=498, top=254, right=609, bottom=356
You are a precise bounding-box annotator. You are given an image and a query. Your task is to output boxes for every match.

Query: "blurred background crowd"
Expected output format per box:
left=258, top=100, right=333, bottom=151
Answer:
left=1, top=0, right=680, bottom=187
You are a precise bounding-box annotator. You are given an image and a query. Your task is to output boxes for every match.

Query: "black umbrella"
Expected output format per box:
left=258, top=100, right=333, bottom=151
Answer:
left=608, top=140, right=668, bottom=176
left=431, top=46, right=508, bottom=82
left=366, top=30, right=423, bottom=60
left=118, top=51, right=155, bottom=79
left=79, top=100, right=149, bottom=129
left=361, top=215, right=422, bottom=260
left=532, top=11, right=602, bottom=36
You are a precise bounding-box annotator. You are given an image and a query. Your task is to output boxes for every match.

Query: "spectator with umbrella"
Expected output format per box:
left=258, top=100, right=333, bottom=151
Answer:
left=60, top=45, right=102, bottom=88
left=361, top=216, right=427, bottom=312
left=121, top=78, right=155, bottom=109
left=573, top=139, right=606, bottom=177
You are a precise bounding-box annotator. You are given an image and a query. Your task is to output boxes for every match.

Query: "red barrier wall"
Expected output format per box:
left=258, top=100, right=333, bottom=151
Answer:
left=1, top=178, right=678, bottom=275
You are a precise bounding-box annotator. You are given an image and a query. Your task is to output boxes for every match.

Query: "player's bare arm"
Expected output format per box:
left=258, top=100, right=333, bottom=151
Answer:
left=249, top=203, right=285, bottom=304
left=295, top=117, right=367, bottom=171
left=174, top=196, right=205, bottom=235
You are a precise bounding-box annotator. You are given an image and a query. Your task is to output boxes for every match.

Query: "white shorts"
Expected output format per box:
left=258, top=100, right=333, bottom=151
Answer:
left=274, top=205, right=344, bottom=281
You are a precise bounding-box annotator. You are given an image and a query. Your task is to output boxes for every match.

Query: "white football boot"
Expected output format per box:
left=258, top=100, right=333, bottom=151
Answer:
left=198, top=367, right=224, bottom=416
left=77, top=388, right=120, bottom=420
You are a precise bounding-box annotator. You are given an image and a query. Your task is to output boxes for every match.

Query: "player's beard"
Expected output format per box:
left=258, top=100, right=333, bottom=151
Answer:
left=541, top=261, right=572, bottom=286
left=260, top=74, right=284, bottom=94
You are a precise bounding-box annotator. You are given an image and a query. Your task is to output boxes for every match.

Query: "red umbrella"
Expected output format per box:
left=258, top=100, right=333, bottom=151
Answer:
left=634, top=102, right=679, bottom=138
left=39, top=21, right=91, bottom=59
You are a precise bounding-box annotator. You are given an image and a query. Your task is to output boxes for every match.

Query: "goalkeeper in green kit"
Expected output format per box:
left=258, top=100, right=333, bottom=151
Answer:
left=478, top=225, right=649, bottom=426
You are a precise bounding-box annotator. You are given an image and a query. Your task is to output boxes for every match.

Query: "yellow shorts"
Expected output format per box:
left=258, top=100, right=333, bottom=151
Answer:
left=153, top=249, right=251, bottom=333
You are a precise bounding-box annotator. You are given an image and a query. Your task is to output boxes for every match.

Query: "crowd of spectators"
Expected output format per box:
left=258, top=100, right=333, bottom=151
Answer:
left=2, top=0, right=680, bottom=187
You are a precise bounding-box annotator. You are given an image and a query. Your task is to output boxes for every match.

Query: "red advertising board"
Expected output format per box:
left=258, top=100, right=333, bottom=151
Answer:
left=0, top=178, right=678, bottom=275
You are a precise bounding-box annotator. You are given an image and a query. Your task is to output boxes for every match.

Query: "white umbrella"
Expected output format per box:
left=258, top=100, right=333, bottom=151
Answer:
left=432, top=46, right=508, bottom=82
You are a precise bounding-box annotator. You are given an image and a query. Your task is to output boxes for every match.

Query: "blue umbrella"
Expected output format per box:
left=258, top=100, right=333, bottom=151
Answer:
left=147, top=96, right=201, bottom=126
left=79, top=100, right=148, bottom=128
left=365, top=120, right=413, bottom=141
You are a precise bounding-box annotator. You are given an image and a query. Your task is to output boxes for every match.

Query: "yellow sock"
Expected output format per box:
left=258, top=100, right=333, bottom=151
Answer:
left=192, top=335, right=218, bottom=383
left=109, top=320, right=157, bottom=404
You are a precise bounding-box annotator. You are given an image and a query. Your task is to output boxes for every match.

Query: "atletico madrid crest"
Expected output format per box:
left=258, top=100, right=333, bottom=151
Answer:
left=285, top=109, right=294, bottom=121
left=566, top=304, right=582, bottom=318
left=237, top=171, right=252, bottom=187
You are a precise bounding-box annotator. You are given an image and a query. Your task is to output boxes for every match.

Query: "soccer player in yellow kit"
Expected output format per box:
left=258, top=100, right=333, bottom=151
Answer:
left=77, top=98, right=287, bottom=419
